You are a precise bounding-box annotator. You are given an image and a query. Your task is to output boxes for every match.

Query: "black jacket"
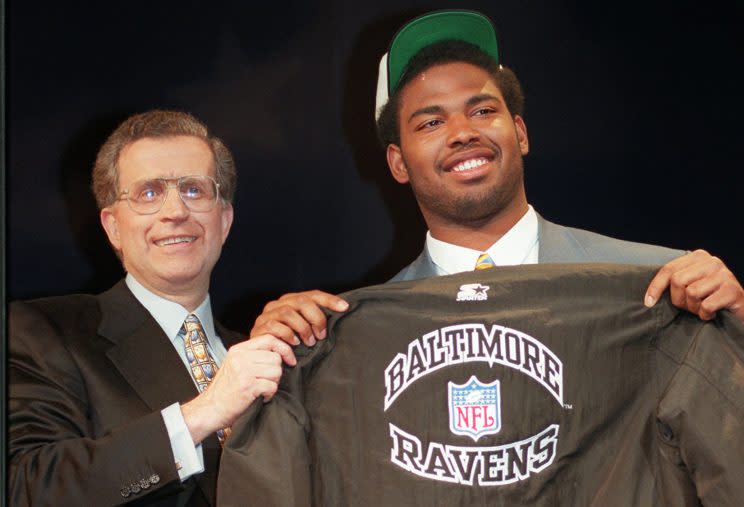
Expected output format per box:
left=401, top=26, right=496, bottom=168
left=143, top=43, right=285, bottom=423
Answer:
left=9, top=281, right=240, bottom=506
left=219, top=264, right=744, bottom=506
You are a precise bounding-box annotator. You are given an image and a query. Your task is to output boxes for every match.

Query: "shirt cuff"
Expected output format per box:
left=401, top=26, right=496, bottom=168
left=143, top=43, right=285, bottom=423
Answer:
left=161, top=403, right=205, bottom=481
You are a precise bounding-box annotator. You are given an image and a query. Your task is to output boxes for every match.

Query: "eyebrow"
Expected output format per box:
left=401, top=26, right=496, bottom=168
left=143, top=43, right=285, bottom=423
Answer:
left=408, top=105, right=444, bottom=123
left=466, top=94, right=503, bottom=108
left=407, top=94, right=504, bottom=123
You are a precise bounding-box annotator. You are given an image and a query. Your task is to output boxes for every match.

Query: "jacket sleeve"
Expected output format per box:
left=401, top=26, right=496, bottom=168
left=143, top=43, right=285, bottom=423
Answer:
left=8, top=301, right=184, bottom=506
left=656, top=313, right=744, bottom=505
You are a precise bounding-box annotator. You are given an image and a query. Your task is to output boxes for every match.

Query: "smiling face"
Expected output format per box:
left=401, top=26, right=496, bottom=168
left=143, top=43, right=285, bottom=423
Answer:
left=387, top=62, right=529, bottom=241
left=100, top=136, right=233, bottom=307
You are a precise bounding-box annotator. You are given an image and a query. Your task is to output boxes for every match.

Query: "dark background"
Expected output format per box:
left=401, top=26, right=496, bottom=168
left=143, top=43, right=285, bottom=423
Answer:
left=7, top=1, right=743, bottom=331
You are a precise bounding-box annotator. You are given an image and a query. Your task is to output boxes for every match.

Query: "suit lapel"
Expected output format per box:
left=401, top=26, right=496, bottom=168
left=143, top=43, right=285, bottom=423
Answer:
left=99, top=281, right=198, bottom=411
left=215, top=322, right=243, bottom=349
left=536, top=213, right=590, bottom=263
left=400, top=249, right=447, bottom=281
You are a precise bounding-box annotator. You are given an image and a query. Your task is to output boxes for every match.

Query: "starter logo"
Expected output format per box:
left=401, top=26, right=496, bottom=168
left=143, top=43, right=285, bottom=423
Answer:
left=456, top=283, right=490, bottom=301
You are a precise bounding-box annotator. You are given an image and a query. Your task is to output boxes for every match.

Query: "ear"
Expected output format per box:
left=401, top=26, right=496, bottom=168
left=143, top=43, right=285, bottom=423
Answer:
left=220, top=202, right=234, bottom=244
left=100, top=207, right=122, bottom=251
left=386, top=144, right=410, bottom=184
left=514, top=115, right=529, bottom=155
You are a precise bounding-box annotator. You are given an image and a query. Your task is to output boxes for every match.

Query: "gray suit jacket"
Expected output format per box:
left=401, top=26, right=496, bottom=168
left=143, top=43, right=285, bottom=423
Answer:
left=391, top=213, right=685, bottom=282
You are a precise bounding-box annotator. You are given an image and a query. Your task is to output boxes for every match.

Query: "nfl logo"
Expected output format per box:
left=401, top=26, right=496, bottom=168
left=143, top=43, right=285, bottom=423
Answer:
left=448, top=376, right=501, bottom=441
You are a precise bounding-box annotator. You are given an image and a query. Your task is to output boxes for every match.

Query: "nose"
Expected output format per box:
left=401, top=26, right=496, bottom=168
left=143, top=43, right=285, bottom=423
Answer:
left=446, top=114, right=480, bottom=147
left=159, top=186, right=190, bottom=220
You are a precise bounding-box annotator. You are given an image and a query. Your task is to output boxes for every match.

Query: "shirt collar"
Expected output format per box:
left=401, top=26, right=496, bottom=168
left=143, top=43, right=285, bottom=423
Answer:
left=125, top=274, right=216, bottom=345
left=426, top=205, right=539, bottom=275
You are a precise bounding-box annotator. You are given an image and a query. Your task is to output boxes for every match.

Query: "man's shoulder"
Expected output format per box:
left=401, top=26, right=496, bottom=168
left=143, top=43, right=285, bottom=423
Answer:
left=538, top=217, right=686, bottom=265
left=8, top=292, right=106, bottom=365
left=389, top=250, right=438, bottom=283
left=390, top=215, right=687, bottom=283
left=10, top=292, right=101, bottom=322
left=390, top=264, right=415, bottom=283
left=9, top=281, right=132, bottom=336
left=12, top=280, right=130, bottom=311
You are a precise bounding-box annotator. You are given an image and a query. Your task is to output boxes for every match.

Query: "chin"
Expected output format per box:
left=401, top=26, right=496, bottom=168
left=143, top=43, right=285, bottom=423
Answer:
left=431, top=194, right=505, bottom=223
left=157, top=265, right=204, bottom=286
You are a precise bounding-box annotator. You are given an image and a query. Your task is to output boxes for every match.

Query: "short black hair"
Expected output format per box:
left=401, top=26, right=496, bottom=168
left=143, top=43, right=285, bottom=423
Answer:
left=376, top=39, right=525, bottom=147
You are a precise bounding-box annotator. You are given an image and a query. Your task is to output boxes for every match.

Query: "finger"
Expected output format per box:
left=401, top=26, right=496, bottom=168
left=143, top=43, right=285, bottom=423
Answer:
left=248, top=362, right=284, bottom=383
left=259, top=297, right=313, bottom=343
left=277, top=302, right=322, bottom=344
left=730, top=298, right=744, bottom=323
left=258, top=307, right=316, bottom=345
left=291, top=299, right=332, bottom=341
left=698, top=280, right=744, bottom=320
left=247, top=378, right=279, bottom=403
left=698, top=300, right=718, bottom=321
left=274, top=342, right=297, bottom=367
left=237, top=348, right=284, bottom=367
left=667, top=257, right=725, bottom=312
left=264, top=291, right=348, bottom=313
left=243, top=334, right=293, bottom=355
left=311, top=291, right=349, bottom=312
left=259, top=291, right=347, bottom=343
left=278, top=291, right=348, bottom=340
left=684, top=272, right=725, bottom=303
left=247, top=335, right=297, bottom=366
left=645, top=266, right=674, bottom=307
left=670, top=256, right=722, bottom=288
left=250, top=320, right=300, bottom=345
left=725, top=273, right=744, bottom=321
left=676, top=249, right=712, bottom=267
left=685, top=294, right=703, bottom=319
left=644, top=251, right=715, bottom=307
left=667, top=272, right=691, bottom=311
left=281, top=290, right=349, bottom=313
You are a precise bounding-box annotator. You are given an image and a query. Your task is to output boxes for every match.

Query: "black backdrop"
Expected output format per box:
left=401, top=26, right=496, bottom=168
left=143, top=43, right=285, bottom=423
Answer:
left=7, top=1, right=743, bottom=331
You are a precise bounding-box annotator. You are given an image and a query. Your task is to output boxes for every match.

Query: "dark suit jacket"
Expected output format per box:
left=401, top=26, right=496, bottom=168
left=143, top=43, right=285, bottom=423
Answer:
left=391, top=213, right=686, bottom=282
left=8, top=280, right=242, bottom=506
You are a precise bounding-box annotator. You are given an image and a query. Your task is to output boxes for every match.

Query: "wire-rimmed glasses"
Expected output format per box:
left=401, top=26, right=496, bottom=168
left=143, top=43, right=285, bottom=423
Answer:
left=116, top=175, right=221, bottom=215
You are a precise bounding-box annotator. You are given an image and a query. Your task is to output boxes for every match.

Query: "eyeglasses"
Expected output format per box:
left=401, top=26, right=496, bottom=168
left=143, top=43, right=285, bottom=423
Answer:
left=116, top=175, right=221, bottom=215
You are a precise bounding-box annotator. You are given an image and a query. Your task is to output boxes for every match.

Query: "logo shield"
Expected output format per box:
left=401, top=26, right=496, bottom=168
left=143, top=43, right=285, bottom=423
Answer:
left=448, top=376, right=501, bottom=441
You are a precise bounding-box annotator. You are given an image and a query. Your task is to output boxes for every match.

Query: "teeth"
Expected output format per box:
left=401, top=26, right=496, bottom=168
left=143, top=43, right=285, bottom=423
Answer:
left=452, top=158, right=488, bottom=172
left=156, top=236, right=195, bottom=246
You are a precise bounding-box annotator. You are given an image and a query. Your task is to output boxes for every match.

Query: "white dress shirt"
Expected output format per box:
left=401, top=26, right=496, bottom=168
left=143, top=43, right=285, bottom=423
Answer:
left=125, top=274, right=228, bottom=481
left=426, top=205, right=540, bottom=275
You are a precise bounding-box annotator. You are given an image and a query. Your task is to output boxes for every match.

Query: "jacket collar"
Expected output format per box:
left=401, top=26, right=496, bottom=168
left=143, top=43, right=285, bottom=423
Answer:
left=99, top=281, right=198, bottom=411
left=536, top=213, right=590, bottom=263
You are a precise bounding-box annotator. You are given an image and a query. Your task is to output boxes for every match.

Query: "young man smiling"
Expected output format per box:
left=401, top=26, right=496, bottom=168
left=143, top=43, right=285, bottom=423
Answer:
left=386, top=58, right=530, bottom=253
left=250, top=9, right=744, bottom=345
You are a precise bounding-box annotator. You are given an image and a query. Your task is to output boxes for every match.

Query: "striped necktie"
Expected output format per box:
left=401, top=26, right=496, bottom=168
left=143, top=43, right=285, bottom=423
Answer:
left=474, top=252, right=496, bottom=270
left=180, top=314, right=231, bottom=444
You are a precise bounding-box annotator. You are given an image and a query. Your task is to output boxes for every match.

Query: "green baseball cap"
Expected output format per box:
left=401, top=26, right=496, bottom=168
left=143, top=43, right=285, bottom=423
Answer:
left=375, top=10, right=500, bottom=120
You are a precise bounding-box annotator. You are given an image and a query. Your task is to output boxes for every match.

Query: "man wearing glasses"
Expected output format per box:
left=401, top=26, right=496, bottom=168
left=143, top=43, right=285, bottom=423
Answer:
left=8, top=110, right=296, bottom=506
